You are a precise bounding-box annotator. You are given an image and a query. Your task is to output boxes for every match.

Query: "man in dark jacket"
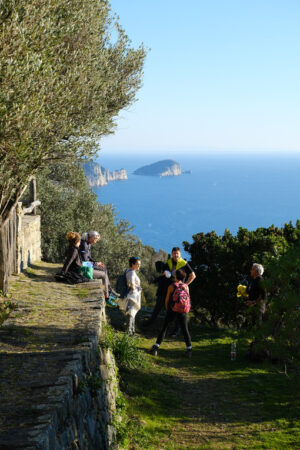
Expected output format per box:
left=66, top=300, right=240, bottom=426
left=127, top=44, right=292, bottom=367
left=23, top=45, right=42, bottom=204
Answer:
left=245, top=263, right=268, bottom=360
left=246, top=263, right=266, bottom=327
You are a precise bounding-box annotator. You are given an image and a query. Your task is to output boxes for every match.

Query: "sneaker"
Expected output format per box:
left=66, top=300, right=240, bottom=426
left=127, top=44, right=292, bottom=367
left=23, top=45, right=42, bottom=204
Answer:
left=185, top=349, right=192, bottom=359
left=110, top=288, right=120, bottom=298
left=106, top=298, right=117, bottom=308
left=149, top=345, right=158, bottom=356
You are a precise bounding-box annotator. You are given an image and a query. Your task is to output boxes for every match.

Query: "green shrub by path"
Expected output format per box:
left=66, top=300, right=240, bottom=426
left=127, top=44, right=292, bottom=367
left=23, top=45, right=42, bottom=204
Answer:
left=251, top=244, right=300, bottom=369
left=184, top=224, right=300, bottom=328
left=100, top=323, right=146, bottom=369
left=0, top=292, right=17, bottom=327
left=99, top=324, right=149, bottom=447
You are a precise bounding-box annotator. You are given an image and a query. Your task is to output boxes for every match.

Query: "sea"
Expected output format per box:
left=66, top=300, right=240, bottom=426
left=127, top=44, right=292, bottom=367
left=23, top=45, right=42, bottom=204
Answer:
left=93, top=153, right=300, bottom=256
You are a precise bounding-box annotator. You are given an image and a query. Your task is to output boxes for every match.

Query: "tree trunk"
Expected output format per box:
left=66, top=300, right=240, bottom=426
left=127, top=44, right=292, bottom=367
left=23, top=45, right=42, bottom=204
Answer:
left=0, top=209, right=17, bottom=295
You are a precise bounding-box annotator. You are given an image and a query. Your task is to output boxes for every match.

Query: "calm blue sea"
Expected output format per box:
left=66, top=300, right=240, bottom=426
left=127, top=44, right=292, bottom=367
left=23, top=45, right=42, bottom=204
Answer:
left=93, top=153, right=300, bottom=255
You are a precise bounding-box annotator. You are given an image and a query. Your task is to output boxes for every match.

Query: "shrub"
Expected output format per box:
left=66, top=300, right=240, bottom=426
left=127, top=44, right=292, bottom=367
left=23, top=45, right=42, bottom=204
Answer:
left=184, top=223, right=300, bottom=327
left=0, top=294, right=17, bottom=327
left=257, top=244, right=300, bottom=367
left=100, top=324, right=146, bottom=369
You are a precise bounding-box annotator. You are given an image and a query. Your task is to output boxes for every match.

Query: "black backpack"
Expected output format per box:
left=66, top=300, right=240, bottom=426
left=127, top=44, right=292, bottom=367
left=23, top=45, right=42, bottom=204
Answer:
left=55, top=270, right=89, bottom=285
left=116, top=270, right=130, bottom=298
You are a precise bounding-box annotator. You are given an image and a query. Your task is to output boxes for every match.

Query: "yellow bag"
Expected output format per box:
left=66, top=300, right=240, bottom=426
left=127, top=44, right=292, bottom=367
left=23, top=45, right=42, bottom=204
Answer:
left=236, top=284, right=249, bottom=298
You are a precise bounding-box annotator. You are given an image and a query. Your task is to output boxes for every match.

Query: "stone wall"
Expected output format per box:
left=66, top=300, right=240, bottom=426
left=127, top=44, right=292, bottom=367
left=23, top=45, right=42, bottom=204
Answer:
left=16, top=210, right=42, bottom=273
left=0, top=278, right=120, bottom=450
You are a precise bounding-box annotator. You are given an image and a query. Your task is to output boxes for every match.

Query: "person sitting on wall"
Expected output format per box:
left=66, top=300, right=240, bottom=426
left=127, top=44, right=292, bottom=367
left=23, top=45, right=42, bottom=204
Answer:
left=79, top=231, right=119, bottom=306
left=56, top=231, right=87, bottom=284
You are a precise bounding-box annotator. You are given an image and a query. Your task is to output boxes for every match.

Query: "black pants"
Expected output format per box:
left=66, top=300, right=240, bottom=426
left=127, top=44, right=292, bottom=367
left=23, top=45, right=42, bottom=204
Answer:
left=156, top=309, right=191, bottom=347
left=147, top=295, right=165, bottom=324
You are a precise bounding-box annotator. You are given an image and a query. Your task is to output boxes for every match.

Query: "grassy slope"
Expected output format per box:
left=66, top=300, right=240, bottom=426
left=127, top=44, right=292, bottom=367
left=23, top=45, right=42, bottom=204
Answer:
left=118, top=323, right=300, bottom=449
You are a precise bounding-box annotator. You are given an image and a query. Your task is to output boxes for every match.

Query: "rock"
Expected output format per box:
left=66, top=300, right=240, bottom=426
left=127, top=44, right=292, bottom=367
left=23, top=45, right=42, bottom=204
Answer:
left=83, top=161, right=128, bottom=187
left=133, top=159, right=182, bottom=177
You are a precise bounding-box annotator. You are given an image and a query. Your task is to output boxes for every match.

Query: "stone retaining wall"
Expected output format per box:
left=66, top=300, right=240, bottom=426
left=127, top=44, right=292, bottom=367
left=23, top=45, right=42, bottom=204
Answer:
left=0, top=279, right=119, bottom=449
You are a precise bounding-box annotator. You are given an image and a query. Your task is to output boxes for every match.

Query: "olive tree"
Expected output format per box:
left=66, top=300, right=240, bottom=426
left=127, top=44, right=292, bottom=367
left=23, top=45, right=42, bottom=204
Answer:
left=0, top=0, right=146, bottom=292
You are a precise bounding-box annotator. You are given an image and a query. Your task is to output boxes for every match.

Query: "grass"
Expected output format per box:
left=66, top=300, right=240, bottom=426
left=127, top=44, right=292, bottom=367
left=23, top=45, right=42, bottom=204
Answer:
left=115, top=322, right=300, bottom=449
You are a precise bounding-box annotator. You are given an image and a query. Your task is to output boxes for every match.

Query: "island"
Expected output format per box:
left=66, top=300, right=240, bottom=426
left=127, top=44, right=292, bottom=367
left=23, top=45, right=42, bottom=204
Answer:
left=83, top=161, right=128, bottom=187
left=133, top=159, right=182, bottom=177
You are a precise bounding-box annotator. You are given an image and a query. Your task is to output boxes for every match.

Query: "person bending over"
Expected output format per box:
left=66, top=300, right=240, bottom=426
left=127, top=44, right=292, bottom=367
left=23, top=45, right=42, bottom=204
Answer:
left=149, top=269, right=192, bottom=358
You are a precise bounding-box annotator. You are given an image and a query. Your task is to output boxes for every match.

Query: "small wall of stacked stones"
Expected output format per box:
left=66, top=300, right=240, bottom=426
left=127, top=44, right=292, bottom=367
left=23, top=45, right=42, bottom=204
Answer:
left=0, top=283, right=119, bottom=450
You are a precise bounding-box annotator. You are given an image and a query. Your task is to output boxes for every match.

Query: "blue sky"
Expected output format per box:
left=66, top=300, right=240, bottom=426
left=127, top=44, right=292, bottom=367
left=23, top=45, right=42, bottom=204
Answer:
left=100, top=0, right=300, bottom=155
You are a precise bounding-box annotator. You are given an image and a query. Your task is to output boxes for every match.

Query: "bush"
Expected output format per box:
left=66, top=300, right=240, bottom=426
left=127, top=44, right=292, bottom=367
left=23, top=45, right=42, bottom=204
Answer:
left=257, top=244, right=300, bottom=367
left=0, top=295, right=17, bottom=327
left=100, top=324, right=146, bottom=369
left=184, top=223, right=300, bottom=327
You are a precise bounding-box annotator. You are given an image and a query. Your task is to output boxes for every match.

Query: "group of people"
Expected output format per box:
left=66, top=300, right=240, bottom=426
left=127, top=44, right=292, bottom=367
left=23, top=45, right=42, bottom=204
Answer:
left=61, top=231, right=266, bottom=360
left=61, top=234, right=196, bottom=356
left=61, top=230, right=119, bottom=303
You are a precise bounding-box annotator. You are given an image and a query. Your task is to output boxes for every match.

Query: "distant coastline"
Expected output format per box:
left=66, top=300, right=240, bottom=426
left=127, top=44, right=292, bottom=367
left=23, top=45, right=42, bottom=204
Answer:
left=83, top=161, right=128, bottom=187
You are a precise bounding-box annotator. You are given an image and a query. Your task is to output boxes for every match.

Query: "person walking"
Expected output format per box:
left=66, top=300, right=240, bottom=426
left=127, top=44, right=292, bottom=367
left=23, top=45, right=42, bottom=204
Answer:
left=149, top=269, right=193, bottom=358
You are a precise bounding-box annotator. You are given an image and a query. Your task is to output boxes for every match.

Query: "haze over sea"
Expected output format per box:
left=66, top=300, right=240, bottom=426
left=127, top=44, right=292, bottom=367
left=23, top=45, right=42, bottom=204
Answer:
left=94, top=153, right=300, bottom=255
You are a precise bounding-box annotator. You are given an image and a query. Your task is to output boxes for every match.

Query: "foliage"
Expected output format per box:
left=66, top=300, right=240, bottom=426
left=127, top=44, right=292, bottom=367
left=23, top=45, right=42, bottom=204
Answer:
left=100, top=323, right=146, bottom=369
left=0, top=0, right=146, bottom=224
left=78, top=373, right=103, bottom=397
left=184, top=223, right=300, bottom=327
left=255, top=244, right=300, bottom=367
left=0, top=296, right=17, bottom=327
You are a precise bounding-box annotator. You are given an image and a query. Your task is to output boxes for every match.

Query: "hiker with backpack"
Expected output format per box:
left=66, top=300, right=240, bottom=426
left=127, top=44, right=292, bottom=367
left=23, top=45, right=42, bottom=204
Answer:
left=143, top=247, right=196, bottom=329
left=120, top=256, right=142, bottom=336
left=149, top=269, right=193, bottom=358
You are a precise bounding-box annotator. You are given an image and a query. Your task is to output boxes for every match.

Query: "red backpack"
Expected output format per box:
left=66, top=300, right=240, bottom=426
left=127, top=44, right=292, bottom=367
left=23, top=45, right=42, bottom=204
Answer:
left=171, top=282, right=191, bottom=313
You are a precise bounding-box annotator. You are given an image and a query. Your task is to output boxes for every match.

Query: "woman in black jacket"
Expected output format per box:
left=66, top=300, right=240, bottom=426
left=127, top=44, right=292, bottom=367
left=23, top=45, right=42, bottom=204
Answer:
left=62, top=231, right=82, bottom=275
